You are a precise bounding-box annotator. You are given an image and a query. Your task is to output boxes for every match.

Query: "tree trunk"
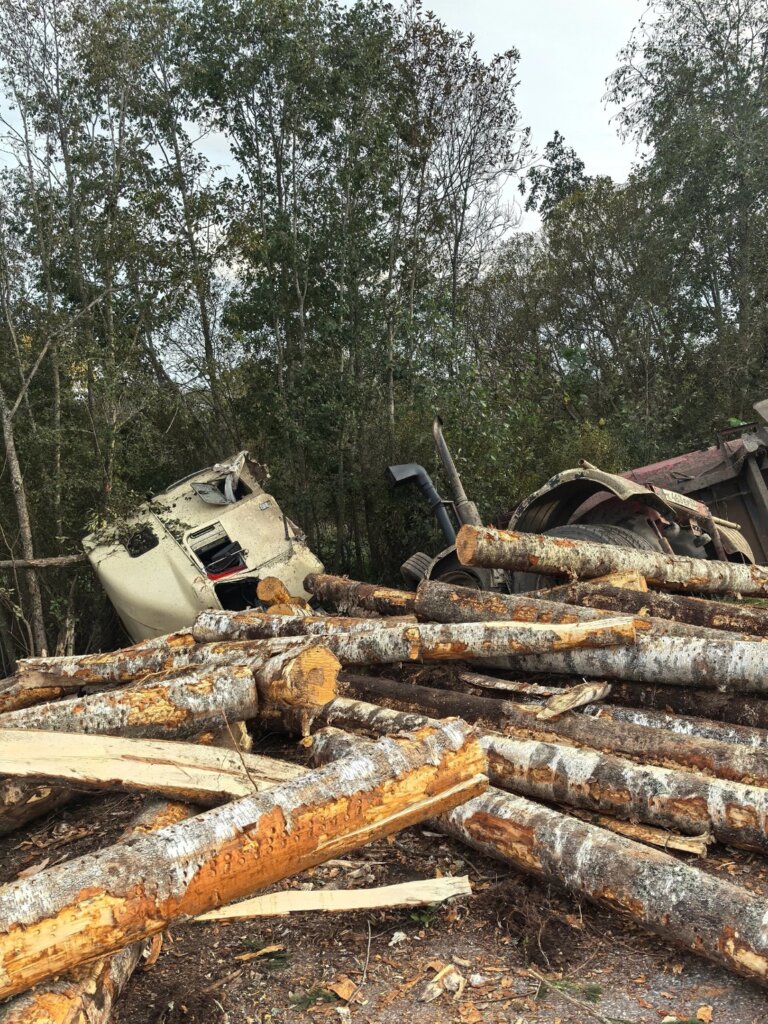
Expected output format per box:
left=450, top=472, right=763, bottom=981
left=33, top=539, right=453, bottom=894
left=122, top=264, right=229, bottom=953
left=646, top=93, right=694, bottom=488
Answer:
left=0, top=729, right=304, bottom=805
left=540, top=581, right=768, bottom=634
left=439, top=788, right=768, bottom=985
left=606, top=682, right=768, bottom=730
left=0, top=799, right=193, bottom=1024
left=494, top=633, right=768, bottom=694
left=192, top=609, right=415, bottom=643
left=539, top=581, right=768, bottom=636
left=415, top=579, right=759, bottom=642
left=0, top=722, right=486, bottom=999
left=19, top=619, right=639, bottom=684
left=584, top=702, right=768, bottom=748
left=304, top=573, right=416, bottom=615
left=456, top=524, right=768, bottom=596
left=482, top=733, right=768, bottom=853
left=310, top=728, right=768, bottom=986
left=337, top=674, right=768, bottom=787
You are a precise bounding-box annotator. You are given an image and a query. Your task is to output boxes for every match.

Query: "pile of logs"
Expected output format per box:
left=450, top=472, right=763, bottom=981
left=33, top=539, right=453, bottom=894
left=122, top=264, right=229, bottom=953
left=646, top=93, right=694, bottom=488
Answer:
left=6, top=532, right=768, bottom=1016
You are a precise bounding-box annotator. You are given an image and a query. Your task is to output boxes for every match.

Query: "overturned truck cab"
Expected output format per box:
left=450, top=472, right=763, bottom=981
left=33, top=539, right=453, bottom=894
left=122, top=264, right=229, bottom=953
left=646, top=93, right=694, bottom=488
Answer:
left=83, top=452, right=323, bottom=642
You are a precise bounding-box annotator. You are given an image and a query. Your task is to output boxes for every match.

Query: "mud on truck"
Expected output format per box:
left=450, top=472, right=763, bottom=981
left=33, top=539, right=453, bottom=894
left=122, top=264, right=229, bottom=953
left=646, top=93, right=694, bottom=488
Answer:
left=389, top=400, right=768, bottom=594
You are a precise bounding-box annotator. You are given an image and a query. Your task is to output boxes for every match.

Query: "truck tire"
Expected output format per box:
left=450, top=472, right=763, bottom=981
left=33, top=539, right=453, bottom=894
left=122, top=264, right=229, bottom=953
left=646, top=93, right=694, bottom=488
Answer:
left=510, top=523, right=659, bottom=594
left=400, top=551, right=434, bottom=588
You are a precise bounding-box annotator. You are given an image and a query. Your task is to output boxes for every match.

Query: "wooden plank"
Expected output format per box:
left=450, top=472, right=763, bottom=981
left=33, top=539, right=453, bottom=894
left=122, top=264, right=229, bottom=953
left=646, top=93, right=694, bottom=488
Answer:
left=197, top=876, right=472, bottom=920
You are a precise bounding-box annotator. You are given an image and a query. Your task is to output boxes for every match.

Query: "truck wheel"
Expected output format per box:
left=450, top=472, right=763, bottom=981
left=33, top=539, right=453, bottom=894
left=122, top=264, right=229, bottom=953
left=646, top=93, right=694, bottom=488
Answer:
left=510, top=523, right=658, bottom=593
left=400, top=551, right=434, bottom=588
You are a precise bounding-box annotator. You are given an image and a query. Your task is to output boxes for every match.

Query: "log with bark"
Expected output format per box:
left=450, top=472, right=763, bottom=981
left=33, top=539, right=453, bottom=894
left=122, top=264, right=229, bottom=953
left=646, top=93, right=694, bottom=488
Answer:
left=304, top=573, right=416, bottom=615
left=0, top=729, right=304, bottom=805
left=495, top=632, right=768, bottom=694
left=0, top=799, right=192, bottom=1024
left=337, top=673, right=768, bottom=787
left=310, top=729, right=768, bottom=986
left=584, top=703, right=768, bottom=749
left=0, top=720, right=486, bottom=998
left=0, top=665, right=262, bottom=739
left=18, top=618, right=639, bottom=685
left=537, top=580, right=768, bottom=637
left=606, top=682, right=768, bottom=730
left=456, top=524, right=768, bottom=596
left=313, top=700, right=768, bottom=852
left=565, top=809, right=712, bottom=856
left=192, top=609, right=416, bottom=643
left=414, top=578, right=760, bottom=642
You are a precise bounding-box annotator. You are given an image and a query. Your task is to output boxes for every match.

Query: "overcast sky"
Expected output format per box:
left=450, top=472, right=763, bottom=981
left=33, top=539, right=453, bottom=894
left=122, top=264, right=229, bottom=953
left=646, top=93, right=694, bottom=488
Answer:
left=428, top=0, right=644, bottom=184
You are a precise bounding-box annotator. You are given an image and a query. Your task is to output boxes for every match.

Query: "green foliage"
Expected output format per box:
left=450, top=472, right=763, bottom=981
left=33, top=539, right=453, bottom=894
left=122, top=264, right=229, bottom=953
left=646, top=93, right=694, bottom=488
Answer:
left=0, top=0, right=766, bottom=663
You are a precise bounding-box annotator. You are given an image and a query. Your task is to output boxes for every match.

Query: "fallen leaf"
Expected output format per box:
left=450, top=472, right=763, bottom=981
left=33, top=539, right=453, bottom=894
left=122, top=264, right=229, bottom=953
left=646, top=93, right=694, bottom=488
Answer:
left=325, top=975, right=363, bottom=1003
left=696, top=1006, right=713, bottom=1024
left=458, top=1003, right=482, bottom=1023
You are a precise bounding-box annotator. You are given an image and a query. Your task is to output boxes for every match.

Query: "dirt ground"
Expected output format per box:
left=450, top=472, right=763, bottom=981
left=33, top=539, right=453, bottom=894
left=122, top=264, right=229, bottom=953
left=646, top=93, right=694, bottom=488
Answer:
left=2, top=740, right=768, bottom=1024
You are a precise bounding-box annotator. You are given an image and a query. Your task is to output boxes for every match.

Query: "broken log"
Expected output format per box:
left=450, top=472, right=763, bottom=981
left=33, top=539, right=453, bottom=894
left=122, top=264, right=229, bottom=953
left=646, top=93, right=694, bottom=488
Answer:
left=0, top=672, right=81, bottom=715
left=565, top=809, right=712, bottom=856
left=256, top=576, right=292, bottom=606
left=0, top=721, right=486, bottom=998
left=337, top=673, right=768, bottom=787
left=0, top=729, right=304, bottom=805
left=197, top=875, right=472, bottom=921
left=414, top=579, right=753, bottom=642
left=538, top=581, right=768, bottom=638
left=457, top=670, right=560, bottom=699
left=313, top=701, right=768, bottom=852
left=606, top=682, right=768, bottom=730
left=0, top=798, right=192, bottom=1024
left=0, top=554, right=87, bottom=571
left=584, top=702, right=768, bottom=749
left=497, top=632, right=768, bottom=694
left=304, top=573, right=416, bottom=615
left=310, top=729, right=768, bottom=986
left=0, top=780, right=73, bottom=838
left=536, top=681, right=611, bottom=720
left=456, top=524, right=768, bottom=596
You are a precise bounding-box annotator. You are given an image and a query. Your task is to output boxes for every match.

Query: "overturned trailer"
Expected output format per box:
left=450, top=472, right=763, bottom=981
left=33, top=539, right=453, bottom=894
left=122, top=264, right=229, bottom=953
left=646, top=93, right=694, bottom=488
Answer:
left=83, top=453, right=323, bottom=642
left=391, top=400, right=768, bottom=591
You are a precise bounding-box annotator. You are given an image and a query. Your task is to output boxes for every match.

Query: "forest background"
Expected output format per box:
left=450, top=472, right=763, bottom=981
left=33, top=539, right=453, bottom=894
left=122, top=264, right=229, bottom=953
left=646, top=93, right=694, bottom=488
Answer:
left=0, top=0, right=766, bottom=664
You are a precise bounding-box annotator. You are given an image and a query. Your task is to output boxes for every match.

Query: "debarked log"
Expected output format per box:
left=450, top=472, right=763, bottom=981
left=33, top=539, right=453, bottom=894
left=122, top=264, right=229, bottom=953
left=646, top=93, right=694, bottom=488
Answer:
left=337, top=673, right=768, bottom=787
left=304, top=573, right=416, bottom=615
left=539, top=581, right=768, bottom=637
left=0, top=729, right=304, bottom=805
left=496, top=632, right=768, bottom=694
left=606, top=682, right=768, bottom=731
left=415, top=579, right=758, bottom=643
left=308, top=727, right=768, bottom=985
left=0, top=798, right=192, bottom=1024
left=312, top=699, right=768, bottom=852
left=0, top=721, right=486, bottom=999
left=438, top=789, right=768, bottom=985
left=456, top=524, right=768, bottom=596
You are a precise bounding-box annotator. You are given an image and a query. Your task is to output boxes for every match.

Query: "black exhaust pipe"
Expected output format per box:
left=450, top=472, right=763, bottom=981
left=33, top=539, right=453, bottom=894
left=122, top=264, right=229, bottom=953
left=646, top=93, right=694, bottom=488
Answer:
left=386, top=463, right=456, bottom=545
left=432, top=417, right=483, bottom=527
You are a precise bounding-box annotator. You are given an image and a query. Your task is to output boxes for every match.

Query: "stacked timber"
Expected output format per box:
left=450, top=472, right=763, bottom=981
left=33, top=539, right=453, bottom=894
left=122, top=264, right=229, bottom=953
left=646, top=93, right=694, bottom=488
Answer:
left=7, top=554, right=768, bottom=1013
